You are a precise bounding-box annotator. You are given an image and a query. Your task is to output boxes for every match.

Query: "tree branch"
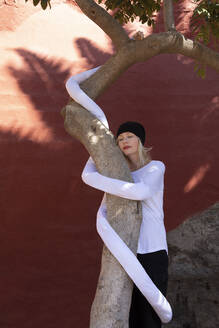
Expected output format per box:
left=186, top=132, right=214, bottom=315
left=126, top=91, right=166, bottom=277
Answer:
left=63, top=31, right=219, bottom=116
left=62, top=45, right=135, bottom=108
left=131, top=32, right=176, bottom=63
left=133, top=32, right=219, bottom=73
left=63, top=35, right=172, bottom=106
left=176, top=36, right=219, bottom=73
left=163, top=0, right=176, bottom=32
left=75, top=0, right=130, bottom=50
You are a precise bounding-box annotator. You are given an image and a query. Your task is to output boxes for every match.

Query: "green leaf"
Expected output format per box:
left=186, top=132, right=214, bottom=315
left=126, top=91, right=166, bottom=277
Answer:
left=33, top=0, right=40, bottom=6
left=194, top=61, right=206, bottom=79
left=133, top=5, right=143, bottom=17
left=140, top=14, right=148, bottom=24
left=41, top=0, right=48, bottom=10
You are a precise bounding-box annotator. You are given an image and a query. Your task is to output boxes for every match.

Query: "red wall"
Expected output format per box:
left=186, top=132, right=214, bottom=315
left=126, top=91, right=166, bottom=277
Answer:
left=0, top=1, right=218, bottom=327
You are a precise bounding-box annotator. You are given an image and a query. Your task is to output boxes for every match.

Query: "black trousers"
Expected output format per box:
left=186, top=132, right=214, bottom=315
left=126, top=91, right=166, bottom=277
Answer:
left=129, top=250, right=169, bottom=328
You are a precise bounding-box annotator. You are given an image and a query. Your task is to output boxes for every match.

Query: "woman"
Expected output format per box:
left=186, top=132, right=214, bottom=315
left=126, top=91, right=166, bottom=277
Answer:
left=65, top=67, right=172, bottom=326
left=117, top=123, right=169, bottom=328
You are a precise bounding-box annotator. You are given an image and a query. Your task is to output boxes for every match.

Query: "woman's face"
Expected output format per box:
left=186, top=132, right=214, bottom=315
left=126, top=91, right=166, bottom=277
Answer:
left=117, top=132, right=139, bottom=157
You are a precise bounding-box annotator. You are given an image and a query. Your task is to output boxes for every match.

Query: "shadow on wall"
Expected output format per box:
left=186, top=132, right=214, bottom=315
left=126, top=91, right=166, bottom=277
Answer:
left=75, top=38, right=112, bottom=67
left=0, top=48, right=103, bottom=328
left=0, top=126, right=102, bottom=328
left=7, top=48, right=70, bottom=115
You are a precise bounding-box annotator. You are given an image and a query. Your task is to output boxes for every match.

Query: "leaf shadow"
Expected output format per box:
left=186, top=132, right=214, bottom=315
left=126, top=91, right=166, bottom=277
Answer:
left=75, top=37, right=112, bottom=67
left=1, top=45, right=105, bottom=328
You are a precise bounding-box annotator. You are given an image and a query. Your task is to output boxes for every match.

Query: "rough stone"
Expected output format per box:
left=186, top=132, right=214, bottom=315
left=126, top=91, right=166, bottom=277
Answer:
left=166, top=202, right=219, bottom=328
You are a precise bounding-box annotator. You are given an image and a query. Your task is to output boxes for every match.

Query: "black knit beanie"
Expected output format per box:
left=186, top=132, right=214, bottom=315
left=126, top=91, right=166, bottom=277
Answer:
left=116, top=121, right=146, bottom=145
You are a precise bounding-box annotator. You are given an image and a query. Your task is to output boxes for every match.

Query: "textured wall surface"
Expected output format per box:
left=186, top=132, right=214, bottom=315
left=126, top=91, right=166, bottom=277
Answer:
left=0, top=1, right=218, bottom=327
left=167, top=203, right=219, bottom=328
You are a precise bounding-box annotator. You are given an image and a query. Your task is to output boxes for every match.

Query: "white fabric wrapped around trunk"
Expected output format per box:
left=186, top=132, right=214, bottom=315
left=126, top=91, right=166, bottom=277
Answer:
left=65, top=67, right=172, bottom=323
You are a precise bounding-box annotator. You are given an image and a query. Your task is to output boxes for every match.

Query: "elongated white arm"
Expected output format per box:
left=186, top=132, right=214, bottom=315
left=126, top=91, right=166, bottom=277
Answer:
left=65, top=67, right=109, bottom=129
left=65, top=68, right=172, bottom=324
left=96, top=196, right=172, bottom=324
left=82, top=157, right=165, bottom=201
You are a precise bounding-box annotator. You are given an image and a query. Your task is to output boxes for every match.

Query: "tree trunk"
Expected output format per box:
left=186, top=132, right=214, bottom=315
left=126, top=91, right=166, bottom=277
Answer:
left=63, top=96, right=142, bottom=327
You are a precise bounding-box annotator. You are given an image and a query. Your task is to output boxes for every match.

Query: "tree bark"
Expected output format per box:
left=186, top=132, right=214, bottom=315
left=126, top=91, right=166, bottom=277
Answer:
left=134, top=32, right=219, bottom=73
left=163, top=0, right=176, bottom=32
left=75, top=0, right=129, bottom=50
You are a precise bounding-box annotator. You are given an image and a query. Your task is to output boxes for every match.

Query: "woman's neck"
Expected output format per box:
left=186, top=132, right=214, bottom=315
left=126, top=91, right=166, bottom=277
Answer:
left=126, top=153, right=149, bottom=171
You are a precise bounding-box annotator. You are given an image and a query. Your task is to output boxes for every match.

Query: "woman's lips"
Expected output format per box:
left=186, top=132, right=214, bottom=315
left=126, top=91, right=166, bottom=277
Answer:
left=123, top=146, right=131, bottom=150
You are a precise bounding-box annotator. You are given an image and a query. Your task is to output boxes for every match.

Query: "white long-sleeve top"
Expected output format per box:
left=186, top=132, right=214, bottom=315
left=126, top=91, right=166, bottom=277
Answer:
left=82, top=157, right=168, bottom=254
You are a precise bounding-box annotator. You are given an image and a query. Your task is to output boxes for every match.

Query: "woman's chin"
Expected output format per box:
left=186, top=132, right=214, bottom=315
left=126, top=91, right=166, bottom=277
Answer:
left=123, top=150, right=132, bottom=156
left=123, top=149, right=137, bottom=157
